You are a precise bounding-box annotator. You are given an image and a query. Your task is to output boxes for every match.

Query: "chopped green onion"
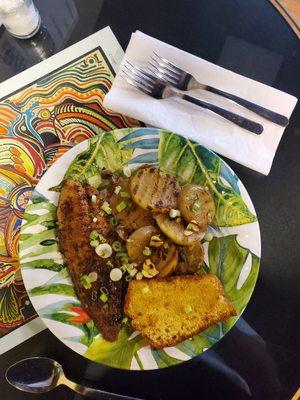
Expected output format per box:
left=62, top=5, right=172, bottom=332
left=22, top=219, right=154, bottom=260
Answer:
left=163, top=242, right=169, bottom=249
left=120, top=265, right=127, bottom=273
left=100, top=286, right=108, bottom=295
left=122, top=317, right=129, bottom=324
left=101, top=201, right=112, bottom=215
left=95, top=243, right=112, bottom=258
left=136, top=272, right=143, bottom=280
left=100, top=293, right=108, bottom=303
left=129, top=268, right=138, bottom=277
left=192, top=201, right=201, bottom=211
left=91, top=290, right=98, bottom=301
left=98, top=233, right=106, bottom=243
left=91, top=194, right=97, bottom=203
left=143, top=246, right=151, bottom=256
left=110, top=216, right=118, bottom=226
left=90, top=240, right=99, bottom=247
left=89, top=230, right=99, bottom=240
left=106, top=260, right=114, bottom=268
left=125, top=275, right=132, bottom=282
left=116, top=201, right=127, bottom=213
left=112, top=241, right=123, bottom=252
left=204, top=232, right=213, bottom=242
left=120, top=191, right=131, bottom=198
left=80, top=274, right=91, bottom=290
left=114, top=185, right=122, bottom=195
left=126, top=263, right=134, bottom=271
left=142, top=285, right=150, bottom=294
left=184, top=305, right=193, bottom=314
left=110, top=268, right=123, bottom=282
left=88, top=271, right=98, bottom=282
left=121, top=255, right=129, bottom=263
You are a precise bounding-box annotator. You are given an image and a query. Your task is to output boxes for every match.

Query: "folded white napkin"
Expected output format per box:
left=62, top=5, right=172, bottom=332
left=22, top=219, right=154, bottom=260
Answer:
left=104, top=31, right=297, bottom=175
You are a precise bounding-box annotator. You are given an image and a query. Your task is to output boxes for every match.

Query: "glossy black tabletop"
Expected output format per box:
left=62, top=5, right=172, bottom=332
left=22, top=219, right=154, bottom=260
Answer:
left=0, top=1, right=299, bottom=399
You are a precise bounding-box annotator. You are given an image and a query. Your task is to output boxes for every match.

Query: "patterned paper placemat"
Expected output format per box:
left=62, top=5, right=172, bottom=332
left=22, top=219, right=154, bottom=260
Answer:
left=0, top=26, right=139, bottom=354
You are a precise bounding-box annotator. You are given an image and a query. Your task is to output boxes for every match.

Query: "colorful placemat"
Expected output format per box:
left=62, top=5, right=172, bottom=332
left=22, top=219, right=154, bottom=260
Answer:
left=0, top=27, right=139, bottom=354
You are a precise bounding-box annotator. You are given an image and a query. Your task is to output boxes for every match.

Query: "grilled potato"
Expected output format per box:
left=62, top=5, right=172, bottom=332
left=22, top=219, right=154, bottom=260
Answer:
left=175, top=242, right=204, bottom=274
left=127, top=226, right=178, bottom=278
left=129, top=166, right=180, bottom=212
left=178, top=184, right=215, bottom=230
left=151, top=241, right=178, bottom=278
left=127, top=225, right=159, bottom=265
left=155, top=213, right=203, bottom=245
left=110, top=178, right=153, bottom=231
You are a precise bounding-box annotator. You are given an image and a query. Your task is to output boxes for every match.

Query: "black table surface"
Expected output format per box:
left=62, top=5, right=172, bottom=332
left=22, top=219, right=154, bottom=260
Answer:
left=0, top=1, right=299, bottom=399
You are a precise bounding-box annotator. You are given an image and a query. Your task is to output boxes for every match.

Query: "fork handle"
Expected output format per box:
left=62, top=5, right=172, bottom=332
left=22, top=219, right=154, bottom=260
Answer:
left=206, top=86, right=289, bottom=127
left=181, top=93, right=263, bottom=134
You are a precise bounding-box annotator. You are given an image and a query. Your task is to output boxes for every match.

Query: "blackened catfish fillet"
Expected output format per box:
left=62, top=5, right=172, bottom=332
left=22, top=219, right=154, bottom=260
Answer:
left=57, top=179, right=125, bottom=341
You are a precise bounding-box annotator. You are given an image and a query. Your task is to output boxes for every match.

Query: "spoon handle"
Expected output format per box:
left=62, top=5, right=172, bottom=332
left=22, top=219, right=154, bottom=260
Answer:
left=62, top=375, right=143, bottom=400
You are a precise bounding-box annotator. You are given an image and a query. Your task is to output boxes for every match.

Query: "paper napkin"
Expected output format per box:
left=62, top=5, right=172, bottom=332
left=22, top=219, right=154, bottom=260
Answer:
left=104, top=31, right=298, bottom=175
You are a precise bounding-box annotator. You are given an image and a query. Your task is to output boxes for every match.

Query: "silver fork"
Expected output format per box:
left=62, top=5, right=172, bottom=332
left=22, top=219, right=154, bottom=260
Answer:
left=122, top=61, right=263, bottom=135
left=149, top=52, right=289, bottom=127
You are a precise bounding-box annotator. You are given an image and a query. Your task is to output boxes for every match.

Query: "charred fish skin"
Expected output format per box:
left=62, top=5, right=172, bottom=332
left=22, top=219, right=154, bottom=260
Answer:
left=57, top=180, right=125, bottom=342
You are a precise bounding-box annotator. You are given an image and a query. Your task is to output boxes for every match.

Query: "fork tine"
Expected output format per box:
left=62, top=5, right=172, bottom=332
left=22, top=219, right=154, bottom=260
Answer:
left=123, top=65, right=154, bottom=89
left=125, top=61, right=156, bottom=84
left=152, top=52, right=182, bottom=75
left=121, top=72, right=151, bottom=95
left=121, top=69, right=152, bottom=94
left=148, top=61, right=178, bottom=85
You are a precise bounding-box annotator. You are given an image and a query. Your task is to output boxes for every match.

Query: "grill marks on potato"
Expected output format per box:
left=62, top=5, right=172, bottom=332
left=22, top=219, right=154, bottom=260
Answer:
left=129, top=167, right=180, bottom=212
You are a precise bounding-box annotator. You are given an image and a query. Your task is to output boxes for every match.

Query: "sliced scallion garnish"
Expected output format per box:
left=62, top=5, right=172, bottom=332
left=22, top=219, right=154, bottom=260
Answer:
left=100, top=293, right=108, bottom=303
left=120, top=191, right=131, bottom=198
left=110, top=216, right=118, bottom=226
left=112, top=240, right=123, bottom=252
left=101, top=201, right=112, bottom=215
left=116, top=201, right=127, bottom=213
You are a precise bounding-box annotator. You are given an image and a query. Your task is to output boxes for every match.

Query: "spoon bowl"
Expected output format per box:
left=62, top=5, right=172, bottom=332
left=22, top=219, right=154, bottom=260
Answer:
left=6, top=356, right=143, bottom=399
left=6, top=357, right=63, bottom=393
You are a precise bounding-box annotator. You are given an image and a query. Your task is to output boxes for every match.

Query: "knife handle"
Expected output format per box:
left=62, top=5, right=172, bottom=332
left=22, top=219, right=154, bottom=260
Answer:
left=181, top=93, right=263, bottom=135
left=206, top=86, right=289, bottom=127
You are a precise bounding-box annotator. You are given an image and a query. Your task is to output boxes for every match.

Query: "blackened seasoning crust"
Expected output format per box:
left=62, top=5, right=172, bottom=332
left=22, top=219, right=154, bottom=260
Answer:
left=57, top=179, right=126, bottom=342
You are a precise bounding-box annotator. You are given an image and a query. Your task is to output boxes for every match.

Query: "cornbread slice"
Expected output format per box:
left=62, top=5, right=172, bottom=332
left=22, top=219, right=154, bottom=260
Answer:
left=124, top=274, right=236, bottom=349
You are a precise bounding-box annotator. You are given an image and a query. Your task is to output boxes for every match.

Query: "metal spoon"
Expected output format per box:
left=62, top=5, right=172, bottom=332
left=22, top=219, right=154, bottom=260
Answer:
left=6, top=357, right=143, bottom=400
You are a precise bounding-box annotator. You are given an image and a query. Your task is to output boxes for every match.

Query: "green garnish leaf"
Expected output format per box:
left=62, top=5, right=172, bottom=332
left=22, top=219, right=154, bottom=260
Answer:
left=100, top=293, right=108, bottom=303
left=80, top=274, right=92, bottom=290
left=116, top=201, right=127, bottom=213
left=184, top=305, right=193, bottom=313
left=110, top=216, right=118, bottom=226
left=112, top=241, right=123, bottom=252
left=101, top=201, right=112, bottom=215
left=90, top=240, right=100, bottom=247
left=120, top=191, right=131, bottom=198
left=91, top=290, right=98, bottom=301
left=89, top=230, right=99, bottom=240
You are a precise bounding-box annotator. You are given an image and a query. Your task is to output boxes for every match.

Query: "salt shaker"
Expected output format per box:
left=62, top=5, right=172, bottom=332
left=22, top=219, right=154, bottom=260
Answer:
left=0, top=0, right=41, bottom=39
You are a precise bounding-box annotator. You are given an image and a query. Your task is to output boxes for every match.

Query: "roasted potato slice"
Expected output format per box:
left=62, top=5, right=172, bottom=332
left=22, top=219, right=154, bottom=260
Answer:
left=151, top=241, right=178, bottom=278
left=175, top=242, right=204, bottom=274
left=129, top=166, right=180, bottom=212
left=127, top=225, right=159, bottom=265
left=110, top=178, right=153, bottom=231
left=155, top=213, right=203, bottom=245
left=127, top=226, right=178, bottom=278
left=178, top=184, right=215, bottom=230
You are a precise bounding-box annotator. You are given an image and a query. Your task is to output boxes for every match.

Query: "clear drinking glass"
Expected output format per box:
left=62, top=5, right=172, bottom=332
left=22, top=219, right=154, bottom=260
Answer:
left=0, top=0, right=41, bottom=39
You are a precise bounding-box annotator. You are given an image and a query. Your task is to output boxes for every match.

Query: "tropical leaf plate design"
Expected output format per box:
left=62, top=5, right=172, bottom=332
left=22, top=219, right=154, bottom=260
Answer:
left=19, top=128, right=260, bottom=370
